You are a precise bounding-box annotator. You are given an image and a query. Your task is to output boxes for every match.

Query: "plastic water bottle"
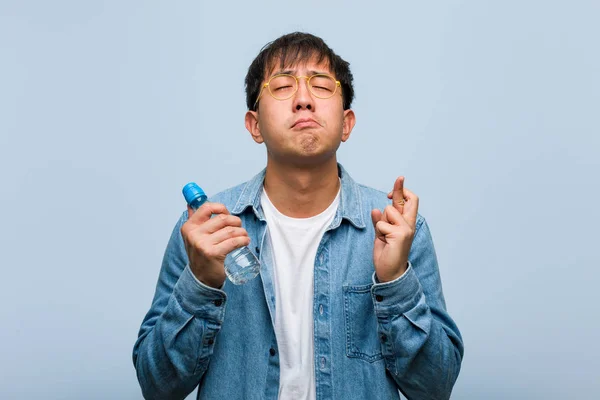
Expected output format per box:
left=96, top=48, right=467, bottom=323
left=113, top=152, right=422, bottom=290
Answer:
left=182, top=182, right=261, bottom=285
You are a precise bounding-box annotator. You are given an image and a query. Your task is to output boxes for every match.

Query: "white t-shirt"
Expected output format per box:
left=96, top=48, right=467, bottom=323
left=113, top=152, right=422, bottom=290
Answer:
left=260, top=187, right=340, bottom=400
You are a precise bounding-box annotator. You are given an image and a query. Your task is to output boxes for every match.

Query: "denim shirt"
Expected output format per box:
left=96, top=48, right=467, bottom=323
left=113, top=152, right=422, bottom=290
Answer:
left=133, top=164, right=464, bottom=400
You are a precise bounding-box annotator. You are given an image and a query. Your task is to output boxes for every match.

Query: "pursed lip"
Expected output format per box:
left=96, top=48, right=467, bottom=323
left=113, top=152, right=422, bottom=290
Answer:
left=291, top=118, right=320, bottom=128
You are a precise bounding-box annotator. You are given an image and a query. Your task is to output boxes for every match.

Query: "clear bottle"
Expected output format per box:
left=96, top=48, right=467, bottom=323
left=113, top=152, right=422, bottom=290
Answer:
left=182, top=182, right=260, bottom=285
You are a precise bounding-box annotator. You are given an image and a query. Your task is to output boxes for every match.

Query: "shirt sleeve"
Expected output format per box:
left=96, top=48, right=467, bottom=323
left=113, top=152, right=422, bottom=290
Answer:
left=370, top=217, right=464, bottom=400
left=132, top=212, right=227, bottom=400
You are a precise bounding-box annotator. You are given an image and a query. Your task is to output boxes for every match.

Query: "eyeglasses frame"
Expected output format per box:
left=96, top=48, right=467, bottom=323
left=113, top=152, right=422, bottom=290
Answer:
left=253, top=73, right=342, bottom=109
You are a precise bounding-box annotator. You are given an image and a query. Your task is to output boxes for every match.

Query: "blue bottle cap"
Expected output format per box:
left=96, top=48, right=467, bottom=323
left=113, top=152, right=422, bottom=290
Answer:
left=182, top=182, right=207, bottom=205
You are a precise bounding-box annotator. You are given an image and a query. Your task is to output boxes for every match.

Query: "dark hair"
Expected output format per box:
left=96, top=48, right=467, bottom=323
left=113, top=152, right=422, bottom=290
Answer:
left=245, top=32, right=355, bottom=111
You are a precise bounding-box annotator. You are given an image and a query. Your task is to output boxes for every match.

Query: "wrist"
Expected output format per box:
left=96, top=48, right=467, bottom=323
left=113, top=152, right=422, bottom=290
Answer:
left=191, top=265, right=226, bottom=288
left=376, top=261, right=409, bottom=283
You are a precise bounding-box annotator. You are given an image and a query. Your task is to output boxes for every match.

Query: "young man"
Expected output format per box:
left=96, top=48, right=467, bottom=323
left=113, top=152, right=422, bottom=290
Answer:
left=133, top=32, right=463, bottom=400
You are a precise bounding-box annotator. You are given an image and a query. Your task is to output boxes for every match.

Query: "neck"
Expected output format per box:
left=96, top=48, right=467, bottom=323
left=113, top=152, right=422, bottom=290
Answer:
left=263, top=157, right=340, bottom=218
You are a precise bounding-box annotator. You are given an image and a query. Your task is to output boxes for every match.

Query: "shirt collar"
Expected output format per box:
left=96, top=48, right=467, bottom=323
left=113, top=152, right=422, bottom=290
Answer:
left=231, top=163, right=366, bottom=230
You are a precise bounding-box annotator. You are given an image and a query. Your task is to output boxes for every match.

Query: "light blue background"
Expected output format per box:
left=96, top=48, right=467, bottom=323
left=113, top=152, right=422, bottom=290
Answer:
left=1, top=1, right=598, bottom=399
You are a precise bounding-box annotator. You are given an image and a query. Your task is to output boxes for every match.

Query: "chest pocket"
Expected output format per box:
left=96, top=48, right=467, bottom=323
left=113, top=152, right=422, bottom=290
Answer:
left=343, top=283, right=383, bottom=363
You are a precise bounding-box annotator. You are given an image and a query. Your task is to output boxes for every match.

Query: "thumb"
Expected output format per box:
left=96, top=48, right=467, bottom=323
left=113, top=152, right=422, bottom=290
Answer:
left=371, top=208, right=383, bottom=229
left=371, top=209, right=388, bottom=242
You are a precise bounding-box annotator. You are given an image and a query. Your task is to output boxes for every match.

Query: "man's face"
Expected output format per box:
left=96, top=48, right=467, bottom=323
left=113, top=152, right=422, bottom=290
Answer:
left=245, top=60, right=355, bottom=167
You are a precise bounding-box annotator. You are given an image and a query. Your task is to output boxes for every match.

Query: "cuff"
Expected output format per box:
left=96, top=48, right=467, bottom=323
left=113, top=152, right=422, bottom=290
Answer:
left=173, top=265, right=227, bottom=321
left=370, top=262, right=423, bottom=315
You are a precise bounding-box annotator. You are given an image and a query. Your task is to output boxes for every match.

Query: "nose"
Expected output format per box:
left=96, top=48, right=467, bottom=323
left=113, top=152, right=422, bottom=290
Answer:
left=293, top=76, right=313, bottom=111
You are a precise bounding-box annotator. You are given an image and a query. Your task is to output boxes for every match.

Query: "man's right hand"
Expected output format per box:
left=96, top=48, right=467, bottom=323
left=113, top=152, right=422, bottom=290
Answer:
left=180, top=202, right=251, bottom=288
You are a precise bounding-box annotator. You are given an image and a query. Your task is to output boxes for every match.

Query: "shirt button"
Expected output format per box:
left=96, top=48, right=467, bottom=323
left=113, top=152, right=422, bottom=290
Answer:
left=375, top=295, right=384, bottom=302
left=320, top=357, right=326, bottom=369
left=380, top=334, right=387, bottom=343
left=319, top=305, right=324, bottom=315
left=213, top=299, right=223, bottom=307
left=269, top=348, right=276, bottom=356
left=255, top=246, right=260, bottom=255
left=207, top=338, right=214, bottom=345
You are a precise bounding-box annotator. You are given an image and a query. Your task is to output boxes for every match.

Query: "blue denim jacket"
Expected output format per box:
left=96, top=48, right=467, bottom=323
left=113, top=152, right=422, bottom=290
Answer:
left=133, top=164, right=463, bottom=400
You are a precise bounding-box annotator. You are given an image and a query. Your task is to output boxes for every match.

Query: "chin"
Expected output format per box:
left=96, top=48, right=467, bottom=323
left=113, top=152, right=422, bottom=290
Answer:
left=298, top=134, right=320, bottom=152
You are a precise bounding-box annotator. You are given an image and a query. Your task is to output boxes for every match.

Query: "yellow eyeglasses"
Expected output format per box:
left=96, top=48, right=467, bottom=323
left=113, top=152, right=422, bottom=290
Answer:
left=254, top=74, right=341, bottom=109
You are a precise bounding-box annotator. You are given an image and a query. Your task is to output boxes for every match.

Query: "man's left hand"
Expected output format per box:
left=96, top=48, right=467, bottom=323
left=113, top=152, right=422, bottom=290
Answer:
left=370, top=176, right=419, bottom=283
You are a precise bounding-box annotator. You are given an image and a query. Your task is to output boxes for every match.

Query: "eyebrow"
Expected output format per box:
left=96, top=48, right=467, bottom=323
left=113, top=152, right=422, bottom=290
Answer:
left=270, top=69, right=330, bottom=78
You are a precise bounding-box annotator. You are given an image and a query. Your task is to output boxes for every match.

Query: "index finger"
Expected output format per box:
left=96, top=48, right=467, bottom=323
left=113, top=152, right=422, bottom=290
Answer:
left=188, top=202, right=230, bottom=224
left=392, top=176, right=406, bottom=212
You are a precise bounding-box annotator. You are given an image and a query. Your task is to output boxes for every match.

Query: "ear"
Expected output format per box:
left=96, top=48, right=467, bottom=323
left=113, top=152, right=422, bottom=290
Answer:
left=245, top=110, right=264, bottom=144
left=341, top=109, right=356, bottom=142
